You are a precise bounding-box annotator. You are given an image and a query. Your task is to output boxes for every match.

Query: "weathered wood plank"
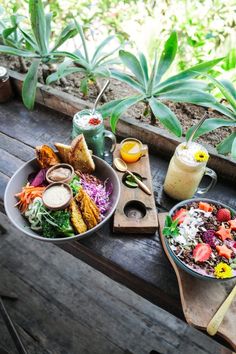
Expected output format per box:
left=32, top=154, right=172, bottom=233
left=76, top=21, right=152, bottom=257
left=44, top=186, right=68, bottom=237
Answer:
left=0, top=211, right=231, bottom=354
left=0, top=132, right=34, bottom=162
left=0, top=148, right=23, bottom=177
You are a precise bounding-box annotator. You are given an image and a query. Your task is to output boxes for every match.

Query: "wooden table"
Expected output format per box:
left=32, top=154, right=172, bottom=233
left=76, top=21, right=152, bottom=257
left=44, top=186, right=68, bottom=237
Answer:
left=0, top=100, right=236, bottom=350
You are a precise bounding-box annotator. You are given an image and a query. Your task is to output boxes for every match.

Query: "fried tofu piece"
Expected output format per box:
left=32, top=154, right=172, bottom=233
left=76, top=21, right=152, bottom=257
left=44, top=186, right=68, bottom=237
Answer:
left=75, top=188, right=100, bottom=229
left=69, top=199, right=87, bottom=234
left=35, top=145, right=60, bottom=169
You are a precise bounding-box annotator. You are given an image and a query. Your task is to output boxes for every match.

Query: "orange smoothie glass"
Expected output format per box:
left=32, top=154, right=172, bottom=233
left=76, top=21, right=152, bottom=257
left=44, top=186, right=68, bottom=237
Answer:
left=120, top=138, right=144, bottom=163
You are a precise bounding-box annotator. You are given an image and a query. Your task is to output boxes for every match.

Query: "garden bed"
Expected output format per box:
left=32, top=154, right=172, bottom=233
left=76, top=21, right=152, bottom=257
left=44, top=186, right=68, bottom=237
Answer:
left=3, top=64, right=236, bottom=183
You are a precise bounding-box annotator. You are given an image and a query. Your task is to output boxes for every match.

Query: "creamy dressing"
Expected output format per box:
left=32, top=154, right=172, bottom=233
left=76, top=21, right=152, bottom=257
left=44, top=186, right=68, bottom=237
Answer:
left=48, top=167, right=71, bottom=182
left=43, top=185, right=71, bottom=207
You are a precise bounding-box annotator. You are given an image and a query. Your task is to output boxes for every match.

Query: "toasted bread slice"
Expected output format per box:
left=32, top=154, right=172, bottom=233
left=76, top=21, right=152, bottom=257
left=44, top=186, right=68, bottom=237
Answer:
left=35, top=145, right=60, bottom=169
left=54, top=143, right=71, bottom=163
left=70, top=134, right=95, bottom=173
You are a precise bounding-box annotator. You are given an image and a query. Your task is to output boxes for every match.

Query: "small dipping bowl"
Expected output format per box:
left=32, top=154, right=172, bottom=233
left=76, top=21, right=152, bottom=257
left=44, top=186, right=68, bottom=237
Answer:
left=46, top=163, right=74, bottom=184
left=42, top=182, right=73, bottom=211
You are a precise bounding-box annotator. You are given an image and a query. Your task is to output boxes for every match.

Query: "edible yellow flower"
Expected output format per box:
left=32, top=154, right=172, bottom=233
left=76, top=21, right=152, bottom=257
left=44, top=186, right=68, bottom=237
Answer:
left=194, top=150, right=209, bottom=163
left=214, top=262, right=233, bottom=279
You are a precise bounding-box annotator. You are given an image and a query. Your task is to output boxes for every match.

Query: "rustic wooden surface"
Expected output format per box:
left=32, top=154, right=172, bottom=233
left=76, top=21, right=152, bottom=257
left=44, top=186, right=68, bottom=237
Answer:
left=113, top=144, right=158, bottom=233
left=158, top=213, right=236, bottom=351
left=0, top=212, right=232, bottom=354
left=0, top=100, right=236, bottom=351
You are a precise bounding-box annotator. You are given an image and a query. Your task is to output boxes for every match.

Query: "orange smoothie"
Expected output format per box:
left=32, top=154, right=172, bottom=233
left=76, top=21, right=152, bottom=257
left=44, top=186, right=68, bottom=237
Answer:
left=120, top=139, right=142, bottom=163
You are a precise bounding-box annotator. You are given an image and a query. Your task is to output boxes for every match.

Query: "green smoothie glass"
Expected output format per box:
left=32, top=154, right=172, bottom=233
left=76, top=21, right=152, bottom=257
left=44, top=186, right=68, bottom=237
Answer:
left=72, top=109, right=116, bottom=158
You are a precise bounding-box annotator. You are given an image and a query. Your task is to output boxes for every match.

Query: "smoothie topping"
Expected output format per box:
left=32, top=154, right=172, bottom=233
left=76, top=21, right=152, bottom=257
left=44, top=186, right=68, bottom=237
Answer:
left=89, top=117, right=101, bottom=126
left=177, top=142, right=209, bottom=165
left=194, top=150, right=209, bottom=162
left=166, top=201, right=236, bottom=279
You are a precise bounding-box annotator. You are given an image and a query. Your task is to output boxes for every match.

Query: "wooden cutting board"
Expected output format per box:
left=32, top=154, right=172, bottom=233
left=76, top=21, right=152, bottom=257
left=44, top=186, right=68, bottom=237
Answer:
left=158, top=213, right=236, bottom=351
left=113, top=144, right=158, bottom=233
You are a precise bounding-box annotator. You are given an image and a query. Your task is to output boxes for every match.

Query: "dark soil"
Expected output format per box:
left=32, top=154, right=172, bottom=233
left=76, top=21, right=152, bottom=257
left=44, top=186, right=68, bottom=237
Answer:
left=0, top=54, right=233, bottom=150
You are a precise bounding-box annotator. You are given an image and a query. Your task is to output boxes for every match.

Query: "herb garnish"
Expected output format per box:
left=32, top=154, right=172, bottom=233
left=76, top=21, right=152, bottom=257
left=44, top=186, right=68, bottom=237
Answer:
left=163, top=215, right=179, bottom=238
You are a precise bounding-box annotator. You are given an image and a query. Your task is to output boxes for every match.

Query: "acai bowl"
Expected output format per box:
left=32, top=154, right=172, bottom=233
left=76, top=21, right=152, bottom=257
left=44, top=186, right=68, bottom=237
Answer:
left=164, top=198, right=236, bottom=280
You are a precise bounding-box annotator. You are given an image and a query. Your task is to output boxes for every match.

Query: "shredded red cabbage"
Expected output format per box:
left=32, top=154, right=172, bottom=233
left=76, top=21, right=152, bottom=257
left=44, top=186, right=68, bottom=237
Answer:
left=79, top=173, right=112, bottom=215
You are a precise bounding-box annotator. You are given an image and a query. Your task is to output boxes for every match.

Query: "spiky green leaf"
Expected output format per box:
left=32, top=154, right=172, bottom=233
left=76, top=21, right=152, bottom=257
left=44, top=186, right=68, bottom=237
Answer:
left=119, top=50, right=145, bottom=86
left=110, top=69, right=145, bottom=94
left=186, top=118, right=236, bottom=140
left=155, top=31, right=178, bottom=84
left=158, top=57, right=224, bottom=88
left=52, top=21, right=78, bottom=51
left=98, top=98, right=125, bottom=118
left=22, top=59, right=40, bottom=110
left=91, top=35, right=115, bottom=63
left=149, top=97, right=182, bottom=137
left=29, top=0, right=48, bottom=54
left=110, top=95, right=144, bottom=132
left=0, top=44, right=39, bottom=57
left=217, top=132, right=236, bottom=155
left=138, top=52, right=149, bottom=82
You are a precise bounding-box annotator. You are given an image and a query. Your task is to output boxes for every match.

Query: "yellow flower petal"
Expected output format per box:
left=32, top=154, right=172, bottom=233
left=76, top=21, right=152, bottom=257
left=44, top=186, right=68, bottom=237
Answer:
left=214, top=262, right=233, bottom=279
left=194, top=150, right=209, bottom=163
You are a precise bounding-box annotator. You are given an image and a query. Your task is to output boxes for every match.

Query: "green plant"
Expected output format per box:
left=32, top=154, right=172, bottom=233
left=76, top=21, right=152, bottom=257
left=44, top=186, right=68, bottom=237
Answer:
left=163, top=215, right=179, bottom=238
left=186, top=77, right=236, bottom=159
left=46, top=20, right=120, bottom=97
left=99, top=32, right=223, bottom=136
left=0, top=0, right=79, bottom=109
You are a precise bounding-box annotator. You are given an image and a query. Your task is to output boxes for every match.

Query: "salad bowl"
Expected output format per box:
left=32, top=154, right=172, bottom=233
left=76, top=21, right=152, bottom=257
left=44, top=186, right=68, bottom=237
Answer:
left=165, top=198, right=236, bottom=281
left=4, top=155, right=120, bottom=243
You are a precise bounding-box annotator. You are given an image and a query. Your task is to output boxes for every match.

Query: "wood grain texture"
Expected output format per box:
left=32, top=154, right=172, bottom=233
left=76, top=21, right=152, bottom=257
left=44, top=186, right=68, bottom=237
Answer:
left=0, top=99, right=236, bottom=337
left=158, top=212, right=236, bottom=351
left=113, top=144, right=158, bottom=233
left=0, top=211, right=231, bottom=354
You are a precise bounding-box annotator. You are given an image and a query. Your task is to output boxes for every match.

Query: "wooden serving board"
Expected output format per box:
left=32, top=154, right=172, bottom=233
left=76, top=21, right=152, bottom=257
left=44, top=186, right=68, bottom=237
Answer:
left=158, top=213, right=236, bottom=351
left=113, top=144, right=158, bottom=233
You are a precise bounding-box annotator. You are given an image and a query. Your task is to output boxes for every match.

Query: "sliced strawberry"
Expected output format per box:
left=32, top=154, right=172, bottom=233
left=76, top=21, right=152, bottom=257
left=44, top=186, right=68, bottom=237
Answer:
left=172, top=208, right=188, bottom=225
left=216, top=208, right=231, bottom=222
left=198, top=202, right=213, bottom=212
left=193, top=243, right=212, bottom=262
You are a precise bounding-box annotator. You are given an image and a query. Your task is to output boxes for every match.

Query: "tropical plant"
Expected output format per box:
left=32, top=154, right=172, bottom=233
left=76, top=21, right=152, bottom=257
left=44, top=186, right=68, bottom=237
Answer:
left=0, top=7, right=27, bottom=72
left=0, top=0, right=79, bottom=110
left=186, top=77, right=236, bottom=159
left=98, top=32, right=223, bottom=136
left=46, top=20, right=120, bottom=97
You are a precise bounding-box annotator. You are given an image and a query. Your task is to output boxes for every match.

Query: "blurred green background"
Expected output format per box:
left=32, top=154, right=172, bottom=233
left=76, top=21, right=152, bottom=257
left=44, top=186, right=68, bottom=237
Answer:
left=1, top=0, right=236, bottom=79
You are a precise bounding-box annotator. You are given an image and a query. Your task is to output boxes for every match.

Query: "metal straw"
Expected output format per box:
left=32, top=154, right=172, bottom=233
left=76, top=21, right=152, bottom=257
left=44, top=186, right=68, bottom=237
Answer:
left=92, top=80, right=110, bottom=114
left=186, top=112, right=208, bottom=148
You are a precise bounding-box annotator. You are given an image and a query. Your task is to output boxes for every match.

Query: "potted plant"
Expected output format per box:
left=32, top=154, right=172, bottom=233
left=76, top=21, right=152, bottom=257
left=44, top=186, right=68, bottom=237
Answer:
left=0, top=0, right=79, bottom=109
left=46, top=20, right=120, bottom=98
left=187, top=77, right=236, bottom=158
left=99, top=32, right=223, bottom=137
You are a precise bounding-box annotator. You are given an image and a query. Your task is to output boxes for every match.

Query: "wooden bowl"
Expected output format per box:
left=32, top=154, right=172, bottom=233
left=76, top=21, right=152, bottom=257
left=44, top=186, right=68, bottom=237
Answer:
left=46, top=163, right=74, bottom=184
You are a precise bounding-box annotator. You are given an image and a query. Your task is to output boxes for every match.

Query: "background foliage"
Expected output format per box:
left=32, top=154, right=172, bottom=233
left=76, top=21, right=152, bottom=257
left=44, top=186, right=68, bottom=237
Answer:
left=1, top=0, right=236, bottom=79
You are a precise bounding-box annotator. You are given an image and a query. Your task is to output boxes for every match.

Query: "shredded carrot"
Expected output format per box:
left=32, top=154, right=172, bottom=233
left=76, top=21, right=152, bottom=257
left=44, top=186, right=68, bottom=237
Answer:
left=15, top=184, right=46, bottom=213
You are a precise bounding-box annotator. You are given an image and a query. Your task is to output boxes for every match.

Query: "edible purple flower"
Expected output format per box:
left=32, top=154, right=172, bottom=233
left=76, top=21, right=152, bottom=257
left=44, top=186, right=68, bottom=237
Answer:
left=201, top=230, right=216, bottom=248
